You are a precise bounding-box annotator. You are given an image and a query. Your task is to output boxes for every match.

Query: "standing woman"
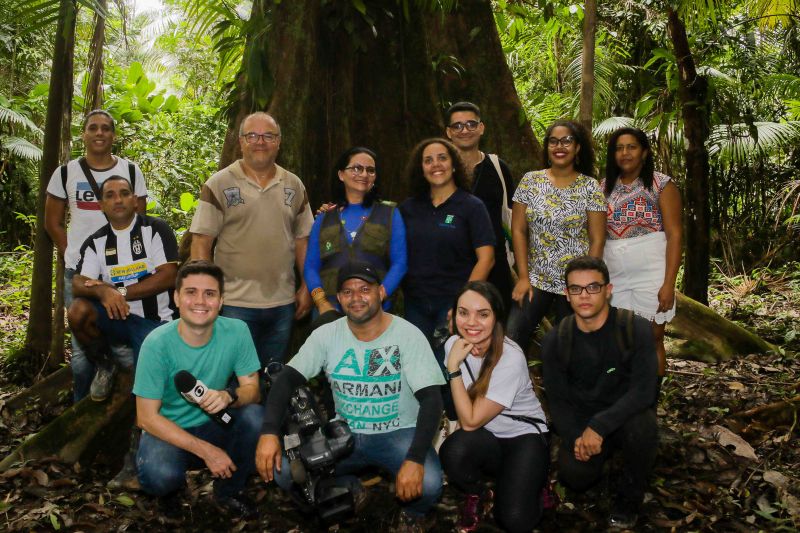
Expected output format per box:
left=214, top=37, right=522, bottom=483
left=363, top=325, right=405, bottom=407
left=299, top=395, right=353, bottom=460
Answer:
left=400, top=138, right=495, bottom=358
left=602, top=128, right=682, bottom=379
left=441, top=281, right=549, bottom=532
left=304, top=147, right=407, bottom=316
left=508, top=120, right=606, bottom=350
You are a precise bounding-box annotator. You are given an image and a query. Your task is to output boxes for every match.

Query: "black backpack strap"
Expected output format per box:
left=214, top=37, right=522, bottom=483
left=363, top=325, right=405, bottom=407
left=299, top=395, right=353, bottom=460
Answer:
left=557, top=315, right=575, bottom=370
left=77, top=157, right=103, bottom=200
left=128, top=161, right=136, bottom=190
left=60, top=164, right=68, bottom=197
left=614, top=308, right=635, bottom=361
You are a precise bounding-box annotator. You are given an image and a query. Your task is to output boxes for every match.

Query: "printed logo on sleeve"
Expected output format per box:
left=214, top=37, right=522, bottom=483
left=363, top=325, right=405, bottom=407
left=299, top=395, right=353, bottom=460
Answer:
left=109, top=261, right=148, bottom=283
left=223, top=187, right=244, bottom=207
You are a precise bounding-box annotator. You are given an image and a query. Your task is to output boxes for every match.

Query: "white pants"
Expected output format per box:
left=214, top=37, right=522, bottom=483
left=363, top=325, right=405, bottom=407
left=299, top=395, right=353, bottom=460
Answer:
left=604, top=231, right=675, bottom=324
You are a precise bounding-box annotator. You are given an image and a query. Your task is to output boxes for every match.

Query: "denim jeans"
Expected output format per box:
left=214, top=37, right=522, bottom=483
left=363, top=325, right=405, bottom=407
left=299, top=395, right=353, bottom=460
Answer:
left=222, top=303, right=294, bottom=370
left=65, top=269, right=135, bottom=402
left=88, top=300, right=163, bottom=366
left=403, top=294, right=453, bottom=367
left=273, top=427, right=443, bottom=517
left=137, top=403, right=262, bottom=498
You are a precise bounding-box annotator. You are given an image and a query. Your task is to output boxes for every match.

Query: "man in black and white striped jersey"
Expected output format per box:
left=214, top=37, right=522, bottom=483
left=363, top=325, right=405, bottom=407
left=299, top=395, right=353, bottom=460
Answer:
left=68, top=175, right=179, bottom=402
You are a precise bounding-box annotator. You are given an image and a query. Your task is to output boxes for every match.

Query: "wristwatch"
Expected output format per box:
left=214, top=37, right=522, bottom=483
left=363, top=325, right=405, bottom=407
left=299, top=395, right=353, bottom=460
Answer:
left=116, top=286, right=127, bottom=297
left=226, top=385, right=239, bottom=405
left=446, top=369, right=462, bottom=381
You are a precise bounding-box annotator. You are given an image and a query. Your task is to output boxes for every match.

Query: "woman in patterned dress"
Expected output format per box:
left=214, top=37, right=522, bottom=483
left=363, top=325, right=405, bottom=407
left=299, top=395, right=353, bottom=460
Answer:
left=507, top=120, right=606, bottom=351
left=602, top=128, right=682, bottom=379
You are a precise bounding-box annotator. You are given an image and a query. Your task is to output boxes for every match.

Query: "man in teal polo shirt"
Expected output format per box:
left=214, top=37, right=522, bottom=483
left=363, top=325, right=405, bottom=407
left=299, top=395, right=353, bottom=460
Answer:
left=133, top=260, right=261, bottom=517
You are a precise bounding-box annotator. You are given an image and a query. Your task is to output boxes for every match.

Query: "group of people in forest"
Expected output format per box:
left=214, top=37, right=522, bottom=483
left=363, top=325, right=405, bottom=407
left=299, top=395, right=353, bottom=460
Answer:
left=44, top=101, right=682, bottom=532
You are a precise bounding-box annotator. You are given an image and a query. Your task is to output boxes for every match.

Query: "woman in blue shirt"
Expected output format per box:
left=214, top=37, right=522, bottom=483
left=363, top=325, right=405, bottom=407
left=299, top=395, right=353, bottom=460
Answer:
left=304, top=147, right=407, bottom=315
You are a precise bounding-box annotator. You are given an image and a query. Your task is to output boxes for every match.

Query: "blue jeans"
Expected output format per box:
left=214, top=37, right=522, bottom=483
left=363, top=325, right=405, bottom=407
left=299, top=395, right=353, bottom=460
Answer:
left=88, top=300, right=163, bottom=366
left=273, top=427, right=443, bottom=517
left=222, top=303, right=294, bottom=370
left=403, top=294, right=453, bottom=367
left=65, top=269, right=134, bottom=402
left=137, top=404, right=262, bottom=498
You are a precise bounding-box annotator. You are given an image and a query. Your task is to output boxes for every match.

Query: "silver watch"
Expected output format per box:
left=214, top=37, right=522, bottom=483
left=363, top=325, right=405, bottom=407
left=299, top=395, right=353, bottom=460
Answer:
left=117, top=286, right=128, bottom=297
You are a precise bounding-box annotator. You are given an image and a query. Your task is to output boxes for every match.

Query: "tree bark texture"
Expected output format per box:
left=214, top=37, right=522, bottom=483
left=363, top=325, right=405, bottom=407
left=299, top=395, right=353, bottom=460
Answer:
left=579, top=0, right=597, bottom=132
left=219, top=0, right=540, bottom=208
left=667, top=8, right=711, bottom=305
left=24, top=0, right=77, bottom=372
left=1, top=367, right=72, bottom=418
left=0, top=371, right=134, bottom=471
left=84, top=0, right=107, bottom=112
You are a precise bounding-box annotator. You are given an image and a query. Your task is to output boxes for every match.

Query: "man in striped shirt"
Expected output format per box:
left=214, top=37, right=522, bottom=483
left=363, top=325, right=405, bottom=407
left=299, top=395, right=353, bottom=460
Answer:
left=69, top=176, right=179, bottom=402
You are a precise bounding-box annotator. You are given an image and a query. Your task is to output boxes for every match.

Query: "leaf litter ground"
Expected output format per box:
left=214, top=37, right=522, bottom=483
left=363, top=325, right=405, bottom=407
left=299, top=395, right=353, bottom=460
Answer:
left=0, top=283, right=798, bottom=532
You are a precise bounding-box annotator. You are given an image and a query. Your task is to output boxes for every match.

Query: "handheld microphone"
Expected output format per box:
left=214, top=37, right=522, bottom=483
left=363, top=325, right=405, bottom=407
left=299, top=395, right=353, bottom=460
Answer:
left=174, top=370, right=234, bottom=427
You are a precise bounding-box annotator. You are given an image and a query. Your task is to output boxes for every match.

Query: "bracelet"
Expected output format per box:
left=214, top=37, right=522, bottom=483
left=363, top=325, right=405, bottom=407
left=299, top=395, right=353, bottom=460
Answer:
left=446, top=369, right=462, bottom=381
left=311, top=288, right=327, bottom=303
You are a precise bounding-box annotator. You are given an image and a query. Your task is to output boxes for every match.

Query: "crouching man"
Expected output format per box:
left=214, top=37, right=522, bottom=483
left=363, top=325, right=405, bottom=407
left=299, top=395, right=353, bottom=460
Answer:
left=541, top=256, right=658, bottom=529
left=256, top=261, right=445, bottom=531
left=133, top=260, right=262, bottom=517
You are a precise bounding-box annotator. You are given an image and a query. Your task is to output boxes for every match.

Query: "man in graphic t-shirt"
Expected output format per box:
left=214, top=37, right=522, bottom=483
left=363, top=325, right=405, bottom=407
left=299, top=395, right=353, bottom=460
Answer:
left=256, top=261, right=445, bottom=530
left=44, top=109, right=149, bottom=402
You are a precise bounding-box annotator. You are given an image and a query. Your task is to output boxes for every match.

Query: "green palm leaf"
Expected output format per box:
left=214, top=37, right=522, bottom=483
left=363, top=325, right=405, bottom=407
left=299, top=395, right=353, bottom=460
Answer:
left=593, top=116, right=638, bottom=136
left=0, top=135, right=43, bottom=161
left=709, top=121, right=800, bottom=164
left=0, top=105, right=43, bottom=137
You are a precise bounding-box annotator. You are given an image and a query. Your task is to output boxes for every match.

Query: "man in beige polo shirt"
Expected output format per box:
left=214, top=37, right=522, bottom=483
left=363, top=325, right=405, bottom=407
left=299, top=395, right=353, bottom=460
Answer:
left=189, top=112, right=313, bottom=371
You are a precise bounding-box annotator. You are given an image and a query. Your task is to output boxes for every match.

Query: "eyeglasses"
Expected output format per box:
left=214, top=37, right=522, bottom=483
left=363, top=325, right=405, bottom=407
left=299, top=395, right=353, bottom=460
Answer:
left=546, top=135, right=575, bottom=147
left=566, top=282, right=606, bottom=295
left=447, top=120, right=481, bottom=132
left=241, top=132, right=280, bottom=144
left=344, top=165, right=377, bottom=177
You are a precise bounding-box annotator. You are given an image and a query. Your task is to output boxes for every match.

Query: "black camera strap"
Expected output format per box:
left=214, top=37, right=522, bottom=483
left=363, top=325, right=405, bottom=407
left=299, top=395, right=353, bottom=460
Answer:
left=463, top=359, right=549, bottom=444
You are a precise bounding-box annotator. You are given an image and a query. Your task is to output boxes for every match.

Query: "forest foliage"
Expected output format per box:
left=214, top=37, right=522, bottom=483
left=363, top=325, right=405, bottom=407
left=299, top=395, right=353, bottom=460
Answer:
left=0, top=0, right=798, bottom=358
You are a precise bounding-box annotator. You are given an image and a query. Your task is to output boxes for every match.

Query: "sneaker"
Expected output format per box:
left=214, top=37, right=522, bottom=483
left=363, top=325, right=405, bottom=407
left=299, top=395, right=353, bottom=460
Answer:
left=89, top=364, right=116, bottom=402
left=394, top=510, right=434, bottom=533
left=608, top=503, right=638, bottom=529
left=456, top=494, right=481, bottom=532
left=214, top=492, right=257, bottom=519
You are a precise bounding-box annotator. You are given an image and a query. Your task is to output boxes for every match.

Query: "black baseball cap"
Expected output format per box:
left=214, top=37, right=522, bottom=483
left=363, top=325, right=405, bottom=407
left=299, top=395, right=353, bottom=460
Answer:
left=337, top=261, right=382, bottom=291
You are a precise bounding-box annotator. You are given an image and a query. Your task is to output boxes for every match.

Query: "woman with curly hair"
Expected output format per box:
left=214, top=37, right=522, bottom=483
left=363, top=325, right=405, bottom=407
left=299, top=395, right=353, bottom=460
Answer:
left=399, top=138, right=495, bottom=361
left=508, top=120, right=606, bottom=351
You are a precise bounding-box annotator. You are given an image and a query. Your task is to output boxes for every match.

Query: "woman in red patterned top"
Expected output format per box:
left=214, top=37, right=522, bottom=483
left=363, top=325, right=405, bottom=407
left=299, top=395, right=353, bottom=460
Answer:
left=601, top=128, right=682, bottom=380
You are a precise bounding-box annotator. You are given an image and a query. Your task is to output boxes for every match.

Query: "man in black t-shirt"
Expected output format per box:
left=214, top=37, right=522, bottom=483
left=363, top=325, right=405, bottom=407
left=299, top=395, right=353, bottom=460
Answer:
left=541, top=256, right=658, bottom=529
left=445, top=101, right=515, bottom=312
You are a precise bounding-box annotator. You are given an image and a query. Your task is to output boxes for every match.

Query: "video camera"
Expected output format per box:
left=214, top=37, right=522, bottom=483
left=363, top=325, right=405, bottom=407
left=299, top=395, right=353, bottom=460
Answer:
left=265, top=362, right=355, bottom=524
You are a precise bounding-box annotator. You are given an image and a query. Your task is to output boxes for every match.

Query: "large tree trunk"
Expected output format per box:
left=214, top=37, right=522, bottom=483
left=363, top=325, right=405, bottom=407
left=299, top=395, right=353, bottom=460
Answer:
left=22, top=0, right=77, bottom=375
left=0, top=371, right=134, bottom=471
left=84, top=0, right=106, bottom=112
left=667, top=8, right=711, bottom=304
left=665, top=293, right=777, bottom=362
left=219, top=0, right=541, bottom=207
left=579, top=0, right=597, bottom=132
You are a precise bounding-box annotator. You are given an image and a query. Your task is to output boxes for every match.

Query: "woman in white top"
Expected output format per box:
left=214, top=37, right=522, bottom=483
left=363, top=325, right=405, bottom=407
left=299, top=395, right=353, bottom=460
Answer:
left=441, top=281, right=549, bottom=532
